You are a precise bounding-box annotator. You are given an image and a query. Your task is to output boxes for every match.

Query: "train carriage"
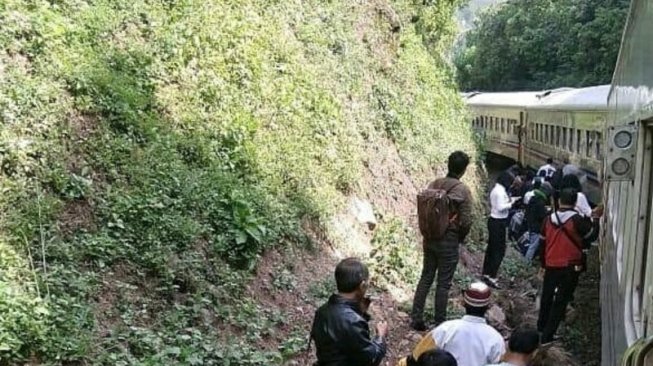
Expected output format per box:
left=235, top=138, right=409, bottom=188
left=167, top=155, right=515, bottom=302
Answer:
left=526, top=85, right=610, bottom=203
left=465, top=86, right=608, bottom=203
left=602, top=0, right=653, bottom=364
left=466, top=91, right=538, bottom=162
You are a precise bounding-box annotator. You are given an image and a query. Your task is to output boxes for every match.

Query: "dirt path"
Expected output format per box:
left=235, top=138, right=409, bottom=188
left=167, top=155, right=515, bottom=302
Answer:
left=262, top=239, right=600, bottom=365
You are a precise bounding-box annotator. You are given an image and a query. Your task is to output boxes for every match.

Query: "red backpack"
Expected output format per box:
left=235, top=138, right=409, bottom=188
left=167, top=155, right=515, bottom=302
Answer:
left=417, top=180, right=461, bottom=240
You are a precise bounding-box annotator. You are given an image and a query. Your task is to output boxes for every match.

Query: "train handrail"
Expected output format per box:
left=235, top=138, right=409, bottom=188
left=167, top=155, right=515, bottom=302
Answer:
left=621, top=336, right=653, bottom=366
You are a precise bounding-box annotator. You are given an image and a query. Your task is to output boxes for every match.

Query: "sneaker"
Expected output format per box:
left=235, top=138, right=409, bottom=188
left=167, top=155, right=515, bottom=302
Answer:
left=410, top=320, right=428, bottom=332
left=482, top=275, right=501, bottom=289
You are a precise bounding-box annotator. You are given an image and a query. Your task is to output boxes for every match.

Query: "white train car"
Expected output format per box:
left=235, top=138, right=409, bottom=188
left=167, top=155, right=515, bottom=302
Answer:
left=465, top=86, right=608, bottom=203
left=467, top=91, right=539, bottom=162
left=602, top=0, right=653, bottom=364
left=526, top=85, right=609, bottom=203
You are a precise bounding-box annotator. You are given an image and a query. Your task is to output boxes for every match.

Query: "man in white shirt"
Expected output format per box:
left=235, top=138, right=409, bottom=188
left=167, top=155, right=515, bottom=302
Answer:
left=430, top=282, right=505, bottom=366
left=536, top=158, right=556, bottom=181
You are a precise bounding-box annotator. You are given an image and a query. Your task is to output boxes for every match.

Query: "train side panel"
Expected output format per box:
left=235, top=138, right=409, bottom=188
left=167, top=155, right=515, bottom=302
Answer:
left=604, top=0, right=653, bottom=364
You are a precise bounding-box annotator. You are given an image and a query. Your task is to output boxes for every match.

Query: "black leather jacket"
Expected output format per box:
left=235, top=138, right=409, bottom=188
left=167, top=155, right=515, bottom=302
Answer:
left=310, top=294, right=386, bottom=366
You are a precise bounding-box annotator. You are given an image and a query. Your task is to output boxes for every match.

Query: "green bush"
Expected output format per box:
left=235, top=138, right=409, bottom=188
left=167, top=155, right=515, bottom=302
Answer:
left=0, top=0, right=476, bottom=363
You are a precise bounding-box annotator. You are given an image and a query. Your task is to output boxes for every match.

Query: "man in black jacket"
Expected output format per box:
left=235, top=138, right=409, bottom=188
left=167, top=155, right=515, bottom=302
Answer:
left=311, top=258, right=388, bottom=366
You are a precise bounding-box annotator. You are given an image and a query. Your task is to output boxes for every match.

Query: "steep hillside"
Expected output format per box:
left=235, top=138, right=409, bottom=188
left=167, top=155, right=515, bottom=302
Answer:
left=0, top=0, right=480, bottom=364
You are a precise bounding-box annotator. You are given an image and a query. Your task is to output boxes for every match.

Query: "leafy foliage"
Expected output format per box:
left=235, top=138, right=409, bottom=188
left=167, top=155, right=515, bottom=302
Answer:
left=455, top=0, right=630, bottom=91
left=0, top=0, right=478, bottom=364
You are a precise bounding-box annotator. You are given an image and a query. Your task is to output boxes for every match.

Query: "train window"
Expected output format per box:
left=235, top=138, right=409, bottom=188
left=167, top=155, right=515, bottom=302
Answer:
left=538, top=124, right=542, bottom=142
left=596, top=131, right=602, bottom=159
left=556, top=126, right=561, bottom=147
left=576, top=129, right=582, bottom=153
left=513, top=119, right=519, bottom=136
left=562, top=127, right=567, bottom=150
left=539, top=124, right=543, bottom=142
left=501, top=118, right=506, bottom=133
left=544, top=125, right=549, bottom=143
left=586, top=130, right=593, bottom=157
left=490, top=117, right=493, bottom=130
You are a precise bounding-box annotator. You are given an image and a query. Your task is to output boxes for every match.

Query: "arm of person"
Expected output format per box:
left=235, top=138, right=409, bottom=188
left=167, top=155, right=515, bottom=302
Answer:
left=572, top=214, right=600, bottom=248
left=539, top=220, right=548, bottom=267
left=576, top=193, right=592, bottom=217
left=343, top=319, right=387, bottom=366
left=492, top=189, right=513, bottom=212
left=454, top=185, right=474, bottom=242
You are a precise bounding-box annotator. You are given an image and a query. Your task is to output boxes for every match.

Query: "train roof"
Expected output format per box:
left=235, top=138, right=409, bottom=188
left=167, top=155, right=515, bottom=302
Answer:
left=464, top=91, right=540, bottom=107
left=463, top=85, right=611, bottom=111
left=532, top=85, right=611, bottom=111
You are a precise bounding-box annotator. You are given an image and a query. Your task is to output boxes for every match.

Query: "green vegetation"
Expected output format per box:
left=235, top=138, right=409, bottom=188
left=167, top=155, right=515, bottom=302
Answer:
left=0, top=0, right=476, bottom=364
left=455, top=0, right=630, bottom=91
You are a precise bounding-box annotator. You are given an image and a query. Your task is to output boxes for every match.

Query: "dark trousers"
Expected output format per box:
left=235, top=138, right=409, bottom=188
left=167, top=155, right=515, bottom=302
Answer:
left=537, top=267, right=581, bottom=342
left=411, top=237, right=459, bottom=324
left=482, top=217, right=508, bottom=278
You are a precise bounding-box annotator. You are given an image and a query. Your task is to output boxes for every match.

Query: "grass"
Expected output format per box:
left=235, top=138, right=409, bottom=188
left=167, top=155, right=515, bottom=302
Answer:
left=0, top=0, right=476, bottom=364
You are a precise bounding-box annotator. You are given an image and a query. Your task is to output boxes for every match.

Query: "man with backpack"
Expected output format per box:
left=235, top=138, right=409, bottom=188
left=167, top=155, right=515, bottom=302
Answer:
left=537, top=188, right=600, bottom=343
left=411, top=151, right=473, bottom=331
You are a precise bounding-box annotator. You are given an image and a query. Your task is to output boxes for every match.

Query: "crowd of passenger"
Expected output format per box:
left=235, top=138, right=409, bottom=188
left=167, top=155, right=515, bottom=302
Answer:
left=309, top=152, right=603, bottom=366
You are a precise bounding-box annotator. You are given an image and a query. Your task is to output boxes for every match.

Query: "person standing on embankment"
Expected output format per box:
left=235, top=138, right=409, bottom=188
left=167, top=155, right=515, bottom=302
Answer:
left=482, top=171, right=517, bottom=289
left=410, top=151, right=473, bottom=331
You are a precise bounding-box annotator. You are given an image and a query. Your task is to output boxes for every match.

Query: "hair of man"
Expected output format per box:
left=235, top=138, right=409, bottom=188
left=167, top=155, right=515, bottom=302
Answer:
left=447, top=151, right=470, bottom=178
left=560, top=174, right=582, bottom=192
left=409, top=349, right=458, bottom=366
left=508, top=327, right=541, bottom=355
left=335, top=257, right=369, bottom=293
left=559, top=188, right=579, bottom=207
left=464, top=304, right=488, bottom=317
left=497, top=170, right=515, bottom=190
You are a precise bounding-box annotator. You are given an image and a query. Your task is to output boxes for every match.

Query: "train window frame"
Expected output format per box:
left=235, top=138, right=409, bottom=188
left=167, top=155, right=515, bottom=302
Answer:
left=586, top=130, right=593, bottom=157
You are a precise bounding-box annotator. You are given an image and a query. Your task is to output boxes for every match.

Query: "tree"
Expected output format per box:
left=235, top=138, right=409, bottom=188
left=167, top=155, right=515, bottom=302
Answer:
left=455, top=0, right=630, bottom=91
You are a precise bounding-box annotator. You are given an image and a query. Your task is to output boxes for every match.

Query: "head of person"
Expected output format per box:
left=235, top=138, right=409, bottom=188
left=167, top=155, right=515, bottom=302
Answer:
left=540, top=181, right=554, bottom=198
left=335, top=258, right=369, bottom=300
left=497, top=171, right=515, bottom=190
left=558, top=188, right=578, bottom=209
left=506, top=327, right=540, bottom=362
left=547, top=157, right=553, bottom=165
left=563, top=157, right=570, bottom=165
left=532, top=177, right=543, bottom=190
left=526, top=170, right=536, bottom=181
left=463, top=282, right=491, bottom=317
left=407, top=349, right=458, bottom=366
left=560, top=174, right=582, bottom=192
left=447, top=151, right=470, bottom=179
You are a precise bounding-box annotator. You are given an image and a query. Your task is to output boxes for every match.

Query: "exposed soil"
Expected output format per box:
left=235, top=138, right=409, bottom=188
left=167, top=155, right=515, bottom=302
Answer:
left=240, top=158, right=602, bottom=365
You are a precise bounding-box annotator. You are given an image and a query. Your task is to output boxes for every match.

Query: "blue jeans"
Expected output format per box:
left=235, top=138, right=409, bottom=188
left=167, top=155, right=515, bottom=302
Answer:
left=525, top=231, right=541, bottom=262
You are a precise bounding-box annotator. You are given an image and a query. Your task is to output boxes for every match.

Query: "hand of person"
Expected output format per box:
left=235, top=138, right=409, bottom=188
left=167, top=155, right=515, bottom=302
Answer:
left=537, top=268, right=545, bottom=281
left=592, top=204, right=604, bottom=218
left=376, top=321, right=388, bottom=338
left=360, top=296, right=371, bottom=314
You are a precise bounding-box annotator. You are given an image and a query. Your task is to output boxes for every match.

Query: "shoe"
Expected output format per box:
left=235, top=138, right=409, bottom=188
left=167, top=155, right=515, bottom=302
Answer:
left=410, top=320, right=428, bottom=331
left=482, top=275, right=501, bottom=289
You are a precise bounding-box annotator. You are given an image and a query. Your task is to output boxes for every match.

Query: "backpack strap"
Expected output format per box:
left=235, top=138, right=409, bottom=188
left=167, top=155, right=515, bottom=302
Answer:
left=553, top=211, right=583, bottom=253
